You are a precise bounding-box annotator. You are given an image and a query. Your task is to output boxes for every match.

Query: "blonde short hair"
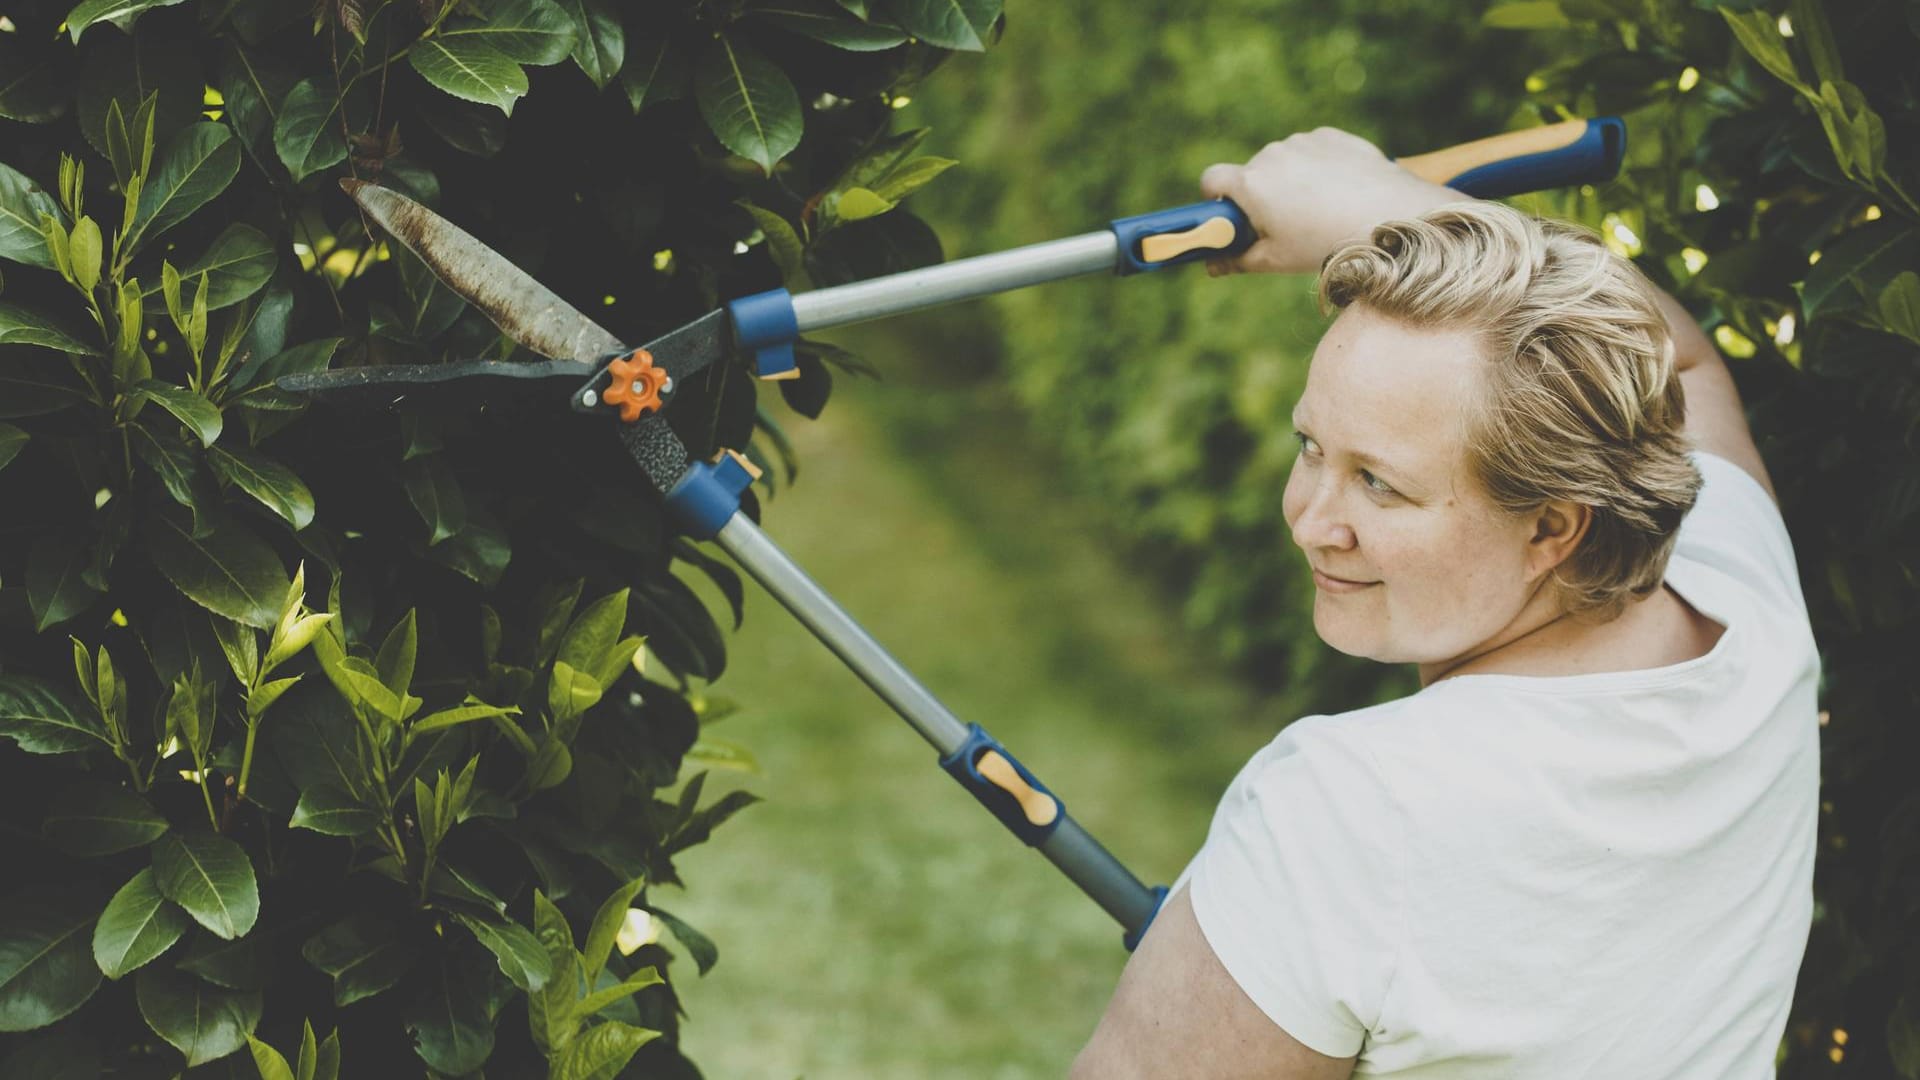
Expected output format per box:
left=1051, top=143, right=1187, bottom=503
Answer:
left=1317, top=201, right=1701, bottom=621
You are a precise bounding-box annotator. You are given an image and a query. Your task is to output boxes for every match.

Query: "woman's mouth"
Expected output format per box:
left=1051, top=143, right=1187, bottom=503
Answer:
left=1311, top=568, right=1379, bottom=594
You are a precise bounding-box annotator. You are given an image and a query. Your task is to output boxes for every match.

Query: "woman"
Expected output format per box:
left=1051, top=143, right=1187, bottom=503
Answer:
left=1071, top=130, right=1820, bottom=1077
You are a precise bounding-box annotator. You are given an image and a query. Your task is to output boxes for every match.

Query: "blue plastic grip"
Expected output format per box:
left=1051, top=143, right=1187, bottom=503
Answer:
left=1443, top=117, right=1626, bottom=200
left=1109, top=199, right=1257, bottom=275
left=728, top=288, right=800, bottom=379
left=939, top=724, right=1065, bottom=848
left=663, top=455, right=757, bottom=540
left=1122, top=885, right=1171, bottom=952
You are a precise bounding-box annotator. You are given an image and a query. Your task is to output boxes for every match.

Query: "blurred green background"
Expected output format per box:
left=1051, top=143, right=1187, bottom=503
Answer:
left=662, top=4, right=1539, bottom=1073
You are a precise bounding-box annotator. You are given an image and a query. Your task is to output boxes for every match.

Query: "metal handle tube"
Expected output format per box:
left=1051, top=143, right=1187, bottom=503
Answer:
left=713, top=512, right=1159, bottom=934
left=714, top=512, right=973, bottom=755
left=790, top=231, right=1119, bottom=333
left=1041, top=816, right=1159, bottom=932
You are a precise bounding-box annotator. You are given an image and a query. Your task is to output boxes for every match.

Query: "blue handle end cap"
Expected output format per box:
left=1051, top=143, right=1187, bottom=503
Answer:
left=729, top=288, right=800, bottom=379
left=664, top=454, right=757, bottom=540
left=1123, top=885, right=1171, bottom=952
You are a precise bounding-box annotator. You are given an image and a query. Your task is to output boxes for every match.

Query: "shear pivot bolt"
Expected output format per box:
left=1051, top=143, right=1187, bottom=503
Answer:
left=601, top=349, right=670, bottom=422
left=581, top=389, right=599, bottom=407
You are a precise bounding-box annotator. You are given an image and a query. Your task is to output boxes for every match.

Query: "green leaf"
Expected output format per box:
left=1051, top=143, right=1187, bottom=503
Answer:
left=231, top=335, right=342, bottom=394
left=399, top=951, right=494, bottom=1075
left=571, top=966, right=663, bottom=1019
left=0, top=301, right=99, bottom=354
left=130, top=422, right=217, bottom=533
left=133, top=380, right=222, bottom=447
left=548, top=1019, right=660, bottom=1080
left=890, top=0, right=1000, bottom=51
left=134, top=967, right=261, bottom=1066
left=428, top=511, right=512, bottom=587
left=67, top=217, right=101, bottom=293
left=151, top=832, right=260, bottom=940
left=647, top=905, right=717, bottom=975
left=833, top=186, right=894, bottom=223
left=302, top=915, right=420, bottom=1006
left=402, top=455, right=466, bottom=545
left=1800, top=224, right=1919, bottom=322
left=176, top=929, right=269, bottom=989
left=126, top=123, right=240, bottom=255
left=453, top=914, right=551, bottom=991
left=0, top=45, right=67, bottom=126
left=560, top=0, right=624, bottom=87
left=0, top=889, right=101, bottom=1032
left=0, top=422, right=26, bottom=473
left=0, top=675, right=106, bottom=754
left=1480, top=1, right=1569, bottom=28
left=756, top=1, right=908, bottom=50
left=141, top=224, right=277, bottom=311
left=1891, top=995, right=1920, bottom=1079
left=582, top=876, right=645, bottom=983
left=1878, top=271, right=1920, bottom=345
left=1789, top=0, right=1843, bottom=86
left=247, top=1036, right=295, bottom=1080
left=532, top=578, right=584, bottom=668
left=411, top=38, right=531, bottom=116
left=247, top=675, right=302, bottom=716
left=558, top=588, right=628, bottom=677
left=442, top=0, right=577, bottom=65
left=0, top=162, right=61, bottom=269
left=547, top=660, right=601, bottom=722
left=406, top=701, right=519, bottom=743
left=65, top=0, right=189, bottom=41
left=869, top=155, right=956, bottom=205
left=27, top=534, right=100, bottom=632
left=695, top=35, right=802, bottom=174
left=208, top=444, right=314, bottom=530
left=43, top=782, right=168, bottom=855
left=686, top=735, right=759, bottom=773
left=619, top=27, right=687, bottom=113
left=272, top=79, right=349, bottom=183
left=736, top=200, right=808, bottom=287
left=92, top=869, right=190, bottom=979
left=288, top=782, right=380, bottom=836
left=375, top=609, right=418, bottom=696
left=146, top=510, right=286, bottom=629
left=1720, top=8, right=1807, bottom=93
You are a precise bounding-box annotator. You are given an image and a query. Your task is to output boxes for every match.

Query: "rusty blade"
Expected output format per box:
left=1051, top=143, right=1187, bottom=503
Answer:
left=342, top=178, right=625, bottom=364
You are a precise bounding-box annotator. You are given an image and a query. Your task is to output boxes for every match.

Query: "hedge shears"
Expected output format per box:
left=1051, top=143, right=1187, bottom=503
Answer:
left=286, top=116, right=1626, bottom=950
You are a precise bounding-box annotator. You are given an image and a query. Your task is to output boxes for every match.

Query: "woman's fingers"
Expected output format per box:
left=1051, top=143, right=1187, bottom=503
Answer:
left=1199, top=162, right=1242, bottom=200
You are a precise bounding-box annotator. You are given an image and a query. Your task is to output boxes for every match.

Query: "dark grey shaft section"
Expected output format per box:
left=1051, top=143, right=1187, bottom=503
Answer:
left=789, top=231, right=1119, bottom=332
left=714, top=512, right=1156, bottom=933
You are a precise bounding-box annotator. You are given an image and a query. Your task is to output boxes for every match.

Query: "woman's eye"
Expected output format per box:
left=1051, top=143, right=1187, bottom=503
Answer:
left=1292, top=431, right=1319, bottom=456
left=1361, top=470, right=1396, bottom=496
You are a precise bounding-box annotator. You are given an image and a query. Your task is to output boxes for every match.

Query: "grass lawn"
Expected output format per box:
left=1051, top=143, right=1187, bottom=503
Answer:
left=663, top=330, right=1308, bottom=1078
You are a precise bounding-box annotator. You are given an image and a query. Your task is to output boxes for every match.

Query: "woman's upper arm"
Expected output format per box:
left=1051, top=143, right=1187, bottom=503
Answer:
left=1657, top=291, right=1778, bottom=502
left=1071, top=887, right=1357, bottom=1080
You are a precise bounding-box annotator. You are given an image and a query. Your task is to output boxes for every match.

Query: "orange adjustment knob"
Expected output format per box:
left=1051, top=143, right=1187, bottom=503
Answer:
left=602, top=349, right=671, bottom=421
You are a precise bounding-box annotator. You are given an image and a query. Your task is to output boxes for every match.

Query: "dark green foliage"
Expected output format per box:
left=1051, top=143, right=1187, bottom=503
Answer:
left=1502, top=3, right=1918, bottom=1074
left=906, top=0, right=1539, bottom=713
left=0, top=0, right=994, bottom=1072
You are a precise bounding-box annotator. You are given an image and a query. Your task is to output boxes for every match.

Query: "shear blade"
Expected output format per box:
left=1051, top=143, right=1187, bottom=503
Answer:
left=342, top=179, right=626, bottom=366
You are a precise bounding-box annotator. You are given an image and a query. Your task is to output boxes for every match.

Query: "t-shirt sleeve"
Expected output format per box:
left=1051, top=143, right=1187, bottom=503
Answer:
left=1184, top=722, right=1405, bottom=1058
left=1672, top=451, right=1806, bottom=616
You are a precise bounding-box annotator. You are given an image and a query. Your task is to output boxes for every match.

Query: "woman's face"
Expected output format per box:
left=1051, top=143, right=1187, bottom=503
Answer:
left=1282, top=304, right=1544, bottom=667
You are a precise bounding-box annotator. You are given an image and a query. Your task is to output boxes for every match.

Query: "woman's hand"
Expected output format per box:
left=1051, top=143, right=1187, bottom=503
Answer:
left=1198, top=127, right=1464, bottom=276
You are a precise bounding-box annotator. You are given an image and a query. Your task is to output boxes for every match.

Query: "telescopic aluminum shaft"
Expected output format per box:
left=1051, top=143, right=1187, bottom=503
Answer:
left=714, top=512, right=1160, bottom=934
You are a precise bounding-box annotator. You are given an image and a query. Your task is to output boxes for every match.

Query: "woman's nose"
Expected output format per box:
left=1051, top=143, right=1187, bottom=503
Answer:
left=1289, top=480, right=1358, bottom=552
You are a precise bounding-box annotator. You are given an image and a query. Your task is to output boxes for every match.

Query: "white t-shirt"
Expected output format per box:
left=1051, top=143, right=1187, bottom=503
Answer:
left=1171, top=451, right=1821, bottom=1077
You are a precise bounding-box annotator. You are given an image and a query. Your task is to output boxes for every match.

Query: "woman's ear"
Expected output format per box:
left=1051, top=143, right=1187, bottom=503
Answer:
left=1525, top=500, right=1592, bottom=581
